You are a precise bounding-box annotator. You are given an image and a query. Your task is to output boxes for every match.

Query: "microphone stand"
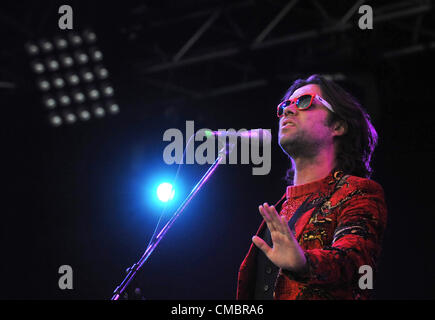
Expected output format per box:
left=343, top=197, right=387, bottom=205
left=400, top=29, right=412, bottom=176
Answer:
left=111, top=143, right=233, bottom=300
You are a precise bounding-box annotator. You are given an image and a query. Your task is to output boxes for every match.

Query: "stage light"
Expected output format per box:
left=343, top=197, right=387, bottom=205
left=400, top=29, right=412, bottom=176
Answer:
left=52, top=75, right=66, bottom=89
left=77, top=108, right=91, bottom=121
left=156, top=183, right=175, bottom=203
left=65, top=72, right=80, bottom=86
left=48, top=113, right=63, bottom=127
left=57, top=92, right=71, bottom=107
left=26, top=29, right=119, bottom=127
left=25, top=42, right=39, bottom=55
left=89, top=47, right=103, bottom=62
left=80, top=68, right=94, bottom=83
left=39, top=39, right=54, bottom=53
left=71, top=89, right=86, bottom=104
left=87, top=87, right=100, bottom=100
left=68, top=33, right=83, bottom=47
left=46, top=57, right=60, bottom=72
left=54, top=36, right=68, bottom=50
left=74, top=50, right=89, bottom=65
left=59, top=54, right=74, bottom=68
left=63, top=110, right=77, bottom=124
left=101, top=83, right=114, bottom=97
left=106, top=100, right=120, bottom=114
left=83, top=30, right=97, bottom=44
left=36, top=77, right=51, bottom=91
left=42, top=95, right=57, bottom=109
left=30, top=61, right=45, bottom=74
left=94, top=65, right=109, bottom=79
left=92, top=103, right=105, bottom=118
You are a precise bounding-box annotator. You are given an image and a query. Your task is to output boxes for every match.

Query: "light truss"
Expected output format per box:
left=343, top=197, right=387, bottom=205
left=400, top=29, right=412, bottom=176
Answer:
left=125, top=0, right=434, bottom=100
left=134, top=0, right=433, bottom=74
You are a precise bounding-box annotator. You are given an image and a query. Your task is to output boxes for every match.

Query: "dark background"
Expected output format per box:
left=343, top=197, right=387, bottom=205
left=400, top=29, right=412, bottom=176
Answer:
left=1, top=0, right=434, bottom=300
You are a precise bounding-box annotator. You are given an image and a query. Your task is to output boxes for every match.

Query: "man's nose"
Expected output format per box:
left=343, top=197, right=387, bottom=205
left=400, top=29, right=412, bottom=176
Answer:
left=283, top=102, right=297, bottom=116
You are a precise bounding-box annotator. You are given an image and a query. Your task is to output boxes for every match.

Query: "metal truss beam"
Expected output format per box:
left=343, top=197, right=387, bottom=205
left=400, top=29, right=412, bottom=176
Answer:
left=382, top=41, right=435, bottom=58
left=254, top=0, right=299, bottom=44
left=173, top=9, right=222, bottom=62
left=137, top=1, right=432, bottom=75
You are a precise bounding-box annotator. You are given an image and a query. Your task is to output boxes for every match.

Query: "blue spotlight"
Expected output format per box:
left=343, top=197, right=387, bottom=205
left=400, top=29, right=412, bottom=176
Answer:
left=156, top=182, right=175, bottom=203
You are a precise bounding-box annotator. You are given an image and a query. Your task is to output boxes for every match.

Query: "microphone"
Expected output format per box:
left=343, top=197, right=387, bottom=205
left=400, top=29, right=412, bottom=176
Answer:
left=204, top=128, right=272, bottom=144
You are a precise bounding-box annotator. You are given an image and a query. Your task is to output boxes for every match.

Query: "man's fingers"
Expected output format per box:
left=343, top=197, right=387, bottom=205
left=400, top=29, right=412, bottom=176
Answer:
left=264, top=203, right=280, bottom=222
left=252, top=235, right=272, bottom=257
left=276, top=215, right=298, bottom=245
left=258, top=205, right=269, bottom=220
left=259, top=203, right=294, bottom=238
left=263, top=203, right=284, bottom=231
left=279, top=215, right=292, bottom=236
left=259, top=205, right=276, bottom=232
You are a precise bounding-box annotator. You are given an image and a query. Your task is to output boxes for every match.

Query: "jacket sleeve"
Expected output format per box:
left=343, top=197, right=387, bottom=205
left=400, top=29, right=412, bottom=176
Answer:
left=283, top=178, right=388, bottom=286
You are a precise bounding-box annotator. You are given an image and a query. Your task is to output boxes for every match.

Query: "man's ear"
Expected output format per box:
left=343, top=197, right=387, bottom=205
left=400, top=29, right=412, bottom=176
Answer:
left=332, top=120, right=347, bottom=137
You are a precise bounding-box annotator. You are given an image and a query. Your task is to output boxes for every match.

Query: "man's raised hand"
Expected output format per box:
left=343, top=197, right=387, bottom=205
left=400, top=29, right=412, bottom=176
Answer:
left=252, top=203, right=307, bottom=273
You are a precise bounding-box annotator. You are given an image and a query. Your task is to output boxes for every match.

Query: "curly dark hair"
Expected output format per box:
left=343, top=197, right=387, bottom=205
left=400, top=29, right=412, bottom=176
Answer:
left=282, top=74, right=378, bottom=185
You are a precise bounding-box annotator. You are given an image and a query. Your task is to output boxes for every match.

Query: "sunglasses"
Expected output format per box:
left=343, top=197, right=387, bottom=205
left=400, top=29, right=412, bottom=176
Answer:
left=277, top=93, right=334, bottom=117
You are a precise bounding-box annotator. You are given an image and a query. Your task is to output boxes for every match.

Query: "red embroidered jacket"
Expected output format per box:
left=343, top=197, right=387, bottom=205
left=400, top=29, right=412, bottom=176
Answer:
left=237, top=172, right=388, bottom=300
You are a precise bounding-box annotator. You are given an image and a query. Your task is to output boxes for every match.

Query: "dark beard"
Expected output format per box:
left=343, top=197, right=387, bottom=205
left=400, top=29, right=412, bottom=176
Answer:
left=279, top=131, right=322, bottom=160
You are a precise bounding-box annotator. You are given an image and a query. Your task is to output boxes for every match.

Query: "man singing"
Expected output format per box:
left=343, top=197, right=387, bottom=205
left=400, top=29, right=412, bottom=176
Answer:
left=237, top=74, right=387, bottom=300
